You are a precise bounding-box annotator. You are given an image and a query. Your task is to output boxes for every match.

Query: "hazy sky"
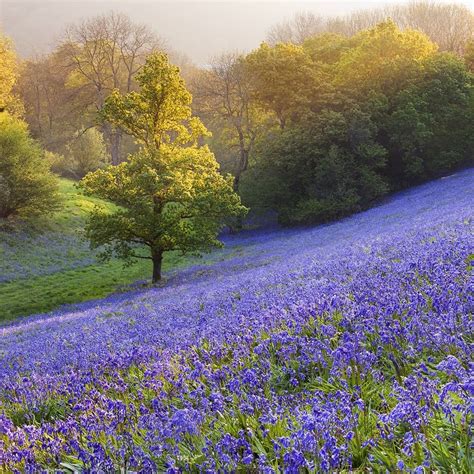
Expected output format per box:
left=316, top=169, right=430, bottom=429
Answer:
left=2, top=0, right=473, bottom=63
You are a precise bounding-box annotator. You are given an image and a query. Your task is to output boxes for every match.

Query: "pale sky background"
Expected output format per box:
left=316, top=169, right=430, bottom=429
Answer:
left=2, top=0, right=473, bottom=64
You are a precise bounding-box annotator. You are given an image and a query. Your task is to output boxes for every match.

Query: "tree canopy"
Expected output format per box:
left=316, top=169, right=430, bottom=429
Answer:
left=240, top=21, right=474, bottom=225
left=0, top=32, right=17, bottom=112
left=80, top=53, right=246, bottom=282
left=8, top=11, right=474, bottom=232
left=100, top=52, right=207, bottom=149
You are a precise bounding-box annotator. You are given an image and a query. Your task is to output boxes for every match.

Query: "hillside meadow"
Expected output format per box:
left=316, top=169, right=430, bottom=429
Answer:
left=1, top=3, right=474, bottom=472
left=1, top=169, right=472, bottom=472
left=0, top=179, right=200, bottom=321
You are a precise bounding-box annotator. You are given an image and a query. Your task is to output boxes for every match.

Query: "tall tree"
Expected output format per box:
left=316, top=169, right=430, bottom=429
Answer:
left=388, top=1, right=474, bottom=55
left=334, top=21, right=437, bottom=98
left=242, top=21, right=473, bottom=226
left=193, top=53, right=264, bottom=192
left=63, top=12, right=162, bottom=164
left=386, top=53, right=474, bottom=181
left=465, top=39, right=474, bottom=72
left=245, top=42, right=319, bottom=129
left=15, top=46, right=91, bottom=152
left=80, top=53, right=246, bottom=282
left=267, top=2, right=474, bottom=56
left=267, top=12, right=325, bottom=45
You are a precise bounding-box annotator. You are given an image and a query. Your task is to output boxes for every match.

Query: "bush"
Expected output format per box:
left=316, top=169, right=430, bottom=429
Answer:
left=242, top=108, right=388, bottom=226
left=0, top=113, right=59, bottom=219
left=52, top=128, right=109, bottom=179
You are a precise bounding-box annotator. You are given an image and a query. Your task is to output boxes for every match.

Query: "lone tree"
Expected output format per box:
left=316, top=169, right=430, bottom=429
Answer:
left=79, top=52, right=246, bottom=282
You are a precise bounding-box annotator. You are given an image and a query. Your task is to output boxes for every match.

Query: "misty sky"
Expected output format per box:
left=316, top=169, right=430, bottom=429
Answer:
left=2, top=0, right=473, bottom=64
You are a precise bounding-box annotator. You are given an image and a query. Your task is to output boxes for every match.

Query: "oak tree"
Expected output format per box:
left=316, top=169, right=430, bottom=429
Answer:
left=79, top=53, right=246, bottom=282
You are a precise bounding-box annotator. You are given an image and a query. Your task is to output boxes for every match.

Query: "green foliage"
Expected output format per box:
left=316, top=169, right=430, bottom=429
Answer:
left=241, top=22, right=474, bottom=225
left=16, top=46, right=95, bottom=153
left=82, top=52, right=246, bottom=281
left=465, top=39, right=474, bottom=73
left=0, top=32, right=17, bottom=111
left=334, top=21, right=436, bottom=97
left=242, top=106, right=388, bottom=225
left=0, top=113, right=60, bottom=219
left=0, top=179, right=197, bottom=321
left=100, top=52, right=207, bottom=149
left=50, top=128, right=109, bottom=179
left=80, top=146, right=245, bottom=261
left=245, top=42, right=319, bottom=128
left=386, top=53, right=474, bottom=182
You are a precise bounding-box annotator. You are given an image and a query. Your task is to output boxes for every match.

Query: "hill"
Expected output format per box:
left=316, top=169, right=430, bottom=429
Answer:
left=1, top=169, right=473, bottom=472
left=0, top=179, right=194, bottom=320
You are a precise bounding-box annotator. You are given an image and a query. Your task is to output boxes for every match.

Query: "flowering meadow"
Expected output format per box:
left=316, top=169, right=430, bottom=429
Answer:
left=1, top=169, right=473, bottom=472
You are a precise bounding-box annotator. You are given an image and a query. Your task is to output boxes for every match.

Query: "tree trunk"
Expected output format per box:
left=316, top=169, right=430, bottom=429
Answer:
left=151, top=249, right=163, bottom=283
left=228, top=145, right=248, bottom=234
left=233, top=172, right=241, bottom=193
left=110, top=129, right=122, bottom=165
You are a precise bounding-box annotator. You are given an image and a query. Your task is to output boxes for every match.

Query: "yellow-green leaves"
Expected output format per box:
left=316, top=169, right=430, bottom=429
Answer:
left=334, top=21, right=437, bottom=96
left=80, top=53, right=246, bottom=281
left=245, top=42, right=318, bottom=128
left=0, top=33, right=18, bottom=111
left=0, top=113, right=60, bottom=219
left=101, top=52, right=209, bottom=150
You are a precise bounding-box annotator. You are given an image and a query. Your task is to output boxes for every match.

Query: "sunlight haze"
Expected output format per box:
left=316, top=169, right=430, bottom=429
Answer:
left=3, top=0, right=472, bottom=63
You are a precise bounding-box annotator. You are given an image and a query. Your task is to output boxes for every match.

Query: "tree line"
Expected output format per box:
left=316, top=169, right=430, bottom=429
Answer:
left=0, top=19, right=245, bottom=282
left=194, top=4, right=474, bottom=225
left=1, top=1, right=473, bottom=280
left=267, top=1, right=474, bottom=54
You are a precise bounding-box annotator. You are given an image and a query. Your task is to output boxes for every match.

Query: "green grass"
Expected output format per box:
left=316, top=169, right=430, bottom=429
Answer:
left=56, top=178, right=116, bottom=223
left=0, top=253, right=191, bottom=322
left=0, top=179, right=194, bottom=322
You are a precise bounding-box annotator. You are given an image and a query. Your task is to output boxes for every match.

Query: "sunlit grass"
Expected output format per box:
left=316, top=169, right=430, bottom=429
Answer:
left=0, top=252, right=192, bottom=321
left=0, top=178, right=192, bottom=320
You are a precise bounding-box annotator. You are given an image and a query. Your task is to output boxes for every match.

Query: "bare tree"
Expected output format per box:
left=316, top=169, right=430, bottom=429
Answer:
left=267, top=12, right=325, bottom=45
left=15, top=47, right=91, bottom=151
left=327, top=1, right=474, bottom=54
left=266, top=2, right=474, bottom=54
left=326, top=9, right=387, bottom=36
left=389, top=2, right=474, bottom=54
left=193, top=52, right=260, bottom=194
left=63, top=12, right=163, bottom=164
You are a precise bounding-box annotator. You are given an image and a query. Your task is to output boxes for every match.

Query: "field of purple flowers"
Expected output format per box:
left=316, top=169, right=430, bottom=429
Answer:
left=1, top=169, right=473, bottom=472
left=0, top=180, right=103, bottom=284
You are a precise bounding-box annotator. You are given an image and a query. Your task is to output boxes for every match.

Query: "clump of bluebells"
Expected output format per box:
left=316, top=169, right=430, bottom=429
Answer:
left=0, top=230, right=95, bottom=283
left=0, top=169, right=473, bottom=472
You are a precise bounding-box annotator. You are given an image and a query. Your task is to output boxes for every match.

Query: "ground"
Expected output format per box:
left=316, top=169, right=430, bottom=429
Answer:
left=1, top=169, right=472, bottom=472
left=0, top=179, right=197, bottom=320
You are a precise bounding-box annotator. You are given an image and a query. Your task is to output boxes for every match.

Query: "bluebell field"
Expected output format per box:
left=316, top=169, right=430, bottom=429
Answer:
left=0, top=231, right=94, bottom=283
left=0, top=169, right=473, bottom=472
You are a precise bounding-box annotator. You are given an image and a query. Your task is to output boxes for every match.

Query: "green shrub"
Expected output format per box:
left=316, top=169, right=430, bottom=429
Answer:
left=0, top=113, right=59, bottom=219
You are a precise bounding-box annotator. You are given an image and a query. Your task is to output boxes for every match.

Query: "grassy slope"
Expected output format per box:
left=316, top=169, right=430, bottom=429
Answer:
left=0, top=179, right=191, bottom=321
